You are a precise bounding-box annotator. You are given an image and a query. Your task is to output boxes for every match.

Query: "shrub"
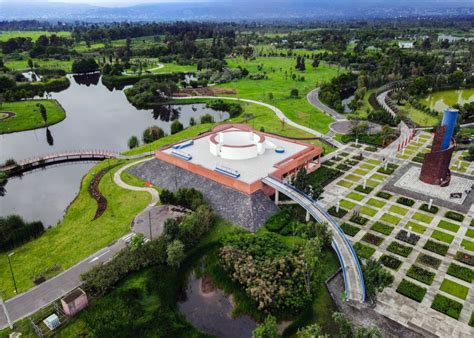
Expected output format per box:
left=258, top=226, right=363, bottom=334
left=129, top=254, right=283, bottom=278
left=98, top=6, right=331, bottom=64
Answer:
left=72, top=57, right=99, bottom=73
left=362, top=233, right=384, bottom=246
left=445, top=211, right=464, bottom=222
left=350, top=214, right=368, bottom=226
left=431, top=294, right=463, bottom=319
left=424, top=240, right=449, bottom=256
left=355, top=185, right=373, bottom=194
left=447, top=263, right=474, bottom=283
left=159, top=188, right=206, bottom=211
left=396, top=230, right=420, bottom=245
left=0, top=215, right=44, bottom=252
left=206, top=99, right=243, bottom=118
left=376, top=191, right=392, bottom=199
left=455, top=251, right=474, bottom=266
left=170, top=120, right=183, bottom=135
left=387, top=241, right=413, bottom=257
left=417, top=253, right=441, bottom=269
left=396, top=197, right=415, bottom=207
left=264, top=209, right=290, bottom=232
left=328, top=206, right=347, bottom=218
left=128, top=135, right=139, bottom=149
left=371, top=222, right=393, bottom=235
left=290, top=88, right=299, bottom=97
left=380, top=255, right=402, bottom=270
left=142, top=125, right=165, bottom=144
left=340, top=223, right=360, bottom=237
left=354, top=242, right=375, bottom=259
left=200, top=113, right=214, bottom=124
left=396, top=279, right=427, bottom=302
left=419, top=203, right=439, bottom=214
left=406, top=265, right=435, bottom=285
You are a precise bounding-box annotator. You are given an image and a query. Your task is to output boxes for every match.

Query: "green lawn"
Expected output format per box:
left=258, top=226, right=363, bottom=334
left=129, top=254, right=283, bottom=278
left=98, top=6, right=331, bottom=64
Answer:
left=380, top=214, right=401, bottom=225
left=354, top=168, right=369, bottom=176
left=0, top=160, right=151, bottom=298
left=437, top=220, right=461, bottom=233
left=0, top=100, right=66, bottom=134
left=405, top=221, right=426, bottom=234
left=5, top=58, right=74, bottom=72
left=412, top=212, right=433, bottom=224
left=336, top=180, right=353, bottom=188
left=370, top=173, right=386, bottom=181
left=360, top=163, right=376, bottom=170
left=431, top=230, right=455, bottom=244
left=217, top=57, right=339, bottom=134
left=388, top=205, right=409, bottom=216
left=344, top=174, right=361, bottom=182
left=359, top=206, right=378, bottom=217
left=367, top=198, right=386, bottom=208
left=440, top=279, right=470, bottom=300
left=340, top=199, right=357, bottom=210
left=461, top=239, right=474, bottom=252
left=465, top=229, right=474, bottom=239
left=0, top=30, right=71, bottom=41
left=346, top=192, right=365, bottom=202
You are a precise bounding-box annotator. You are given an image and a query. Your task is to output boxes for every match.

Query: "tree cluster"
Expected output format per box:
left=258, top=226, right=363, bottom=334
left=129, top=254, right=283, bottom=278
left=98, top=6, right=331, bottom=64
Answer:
left=0, top=215, right=44, bottom=252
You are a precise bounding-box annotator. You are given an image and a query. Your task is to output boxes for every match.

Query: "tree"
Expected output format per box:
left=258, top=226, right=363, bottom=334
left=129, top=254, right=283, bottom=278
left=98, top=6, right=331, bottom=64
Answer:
left=166, top=240, right=185, bottom=268
left=129, top=233, right=144, bottom=252
left=252, top=315, right=278, bottom=338
left=290, top=88, right=299, bottom=98
left=163, top=218, right=180, bottom=241
left=72, top=58, right=99, bottom=74
left=296, top=323, right=326, bottom=338
left=170, top=120, right=183, bottom=135
left=332, top=312, right=353, bottom=337
left=301, top=238, right=322, bottom=295
left=350, top=121, right=369, bottom=138
left=380, top=125, right=396, bottom=147
left=128, top=135, right=139, bottom=149
left=142, top=126, right=165, bottom=144
left=28, top=59, right=33, bottom=69
left=37, top=103, right=47, bottom=123
left=268, top=92, right=274, bottom=101
left=363, top=258, right=394, bottom=302
left=189, top=117, right=196, bottom=126
left=312, top=58, right=320, bottom=69
left=355, top=326, right=383, bottom=338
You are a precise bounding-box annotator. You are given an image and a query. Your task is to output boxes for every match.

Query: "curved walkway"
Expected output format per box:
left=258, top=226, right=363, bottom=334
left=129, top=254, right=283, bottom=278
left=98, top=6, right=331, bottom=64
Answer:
left=172, top=95, right=343, bottom=148
left=113, top=157, right=160, bottom=208
left=307, top=88, right=346, bottom=121
left=262, top=176, right=365, bottom=303
left=122, top=63, right=164, bottom=76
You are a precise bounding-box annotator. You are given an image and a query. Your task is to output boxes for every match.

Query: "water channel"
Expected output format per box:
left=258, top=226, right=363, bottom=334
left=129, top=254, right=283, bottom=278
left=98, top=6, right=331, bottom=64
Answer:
left=0, top=74, right=229, bottom=226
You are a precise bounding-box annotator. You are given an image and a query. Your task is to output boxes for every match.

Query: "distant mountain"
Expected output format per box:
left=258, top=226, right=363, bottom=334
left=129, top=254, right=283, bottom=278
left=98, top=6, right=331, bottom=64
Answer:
left=1, top=0, right=473, bottom=22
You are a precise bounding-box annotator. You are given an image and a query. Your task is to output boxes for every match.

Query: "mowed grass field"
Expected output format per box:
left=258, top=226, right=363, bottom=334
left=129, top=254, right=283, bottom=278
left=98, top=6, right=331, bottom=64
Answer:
left=218, top=57, right=339, bottom=133
left=5, top=58, right=74, bottom=72
left=0, top=31, right=71, bottom=42
left=0, top=100, right=66, bottom=134
left=0, top=160, right=151, bottom=298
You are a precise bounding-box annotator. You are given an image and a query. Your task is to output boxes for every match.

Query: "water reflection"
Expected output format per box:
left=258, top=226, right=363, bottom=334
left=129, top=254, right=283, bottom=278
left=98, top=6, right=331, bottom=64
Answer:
left=0, top=74, right=228, bottom=226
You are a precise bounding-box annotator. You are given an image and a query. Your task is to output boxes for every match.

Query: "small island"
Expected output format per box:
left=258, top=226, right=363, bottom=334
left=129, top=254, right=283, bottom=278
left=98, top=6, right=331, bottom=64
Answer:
left=0, top=99, right=66, bottom=134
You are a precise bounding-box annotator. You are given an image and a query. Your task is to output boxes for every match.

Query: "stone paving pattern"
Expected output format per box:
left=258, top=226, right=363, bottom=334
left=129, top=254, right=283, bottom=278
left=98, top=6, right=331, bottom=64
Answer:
left=320, top=136, right=474, bottom=337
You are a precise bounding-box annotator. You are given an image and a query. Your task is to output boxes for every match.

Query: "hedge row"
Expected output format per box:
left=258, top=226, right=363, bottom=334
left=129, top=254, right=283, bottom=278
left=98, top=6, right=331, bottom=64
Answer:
left=447, top=263, right=474, bottom=283
left=419, top=203, right=439, bottom=214
left=380, top=255, right=402, bottom=270
left=431, top=294, right=463, bottom=320
left=396, top=230, right=420, bottom=246
left=340, top=223, right=360, bottom=237
left=445, top=211, right=464, bottom=223
left=328, top=206, right=348, bottom=218
left=406, top=265, right=435, bottom=285
left=376, top=191, right=392, bottom=199
left=417, top=253, right=442, bottom=269
left=350, top=214, right=369, bottom=226
left=397, top=197, right=415, bottom=207
left=387, top=241, right=413, bottom=257
left=424, top=240, right=449, bottom=256
left=396, top=279, right=427, bottom=303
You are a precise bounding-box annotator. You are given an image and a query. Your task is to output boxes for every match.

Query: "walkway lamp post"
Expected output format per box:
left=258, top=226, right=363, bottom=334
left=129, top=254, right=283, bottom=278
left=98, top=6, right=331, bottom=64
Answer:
left=7, top=252, right=17, bottom=294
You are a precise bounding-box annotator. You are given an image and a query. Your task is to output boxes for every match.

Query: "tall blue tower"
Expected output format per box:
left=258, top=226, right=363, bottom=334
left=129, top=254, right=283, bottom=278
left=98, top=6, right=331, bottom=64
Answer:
left=440, top=108, right=458, bottom=150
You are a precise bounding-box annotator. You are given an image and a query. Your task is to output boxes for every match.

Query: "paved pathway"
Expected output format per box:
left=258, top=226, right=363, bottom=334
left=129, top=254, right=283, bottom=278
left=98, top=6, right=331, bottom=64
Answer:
left=172, top=95, right=344, bottom=148
left=0, top=158, right=159, bottom=330
left=262, top=176, right=366, bottom=303
left=113, top=157, right=160, bottom=208
left=307, top=88, right=347, bottom=121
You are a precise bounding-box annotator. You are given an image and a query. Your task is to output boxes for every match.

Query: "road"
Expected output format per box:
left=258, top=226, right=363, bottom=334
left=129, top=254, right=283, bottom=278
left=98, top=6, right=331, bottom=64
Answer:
left=307, top=88, right=347, bottom=121
left=0, top=237, right=128, bottom=329
left=262, top=176, right=366, bottom=303
left=0, top=158, right=160, bottom=330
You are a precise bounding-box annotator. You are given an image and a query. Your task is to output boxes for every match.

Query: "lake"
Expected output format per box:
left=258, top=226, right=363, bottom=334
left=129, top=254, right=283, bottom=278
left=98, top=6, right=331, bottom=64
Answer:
left=421, top=88, right=474, bottom=112
left=0, top=74, right=228, bottom=226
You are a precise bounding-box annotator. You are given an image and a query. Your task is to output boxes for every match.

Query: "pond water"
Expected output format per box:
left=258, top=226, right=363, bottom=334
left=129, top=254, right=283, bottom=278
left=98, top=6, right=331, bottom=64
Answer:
left=0, top=74, right=228, bottom=226
left=178, top=272, right=256, bottom=338
left=421, top=88, right=474, bottom=112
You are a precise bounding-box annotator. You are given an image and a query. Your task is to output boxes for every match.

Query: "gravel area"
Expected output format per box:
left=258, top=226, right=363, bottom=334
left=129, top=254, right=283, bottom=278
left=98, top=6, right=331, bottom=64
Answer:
left=130, top=158, right=279, bottom=231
